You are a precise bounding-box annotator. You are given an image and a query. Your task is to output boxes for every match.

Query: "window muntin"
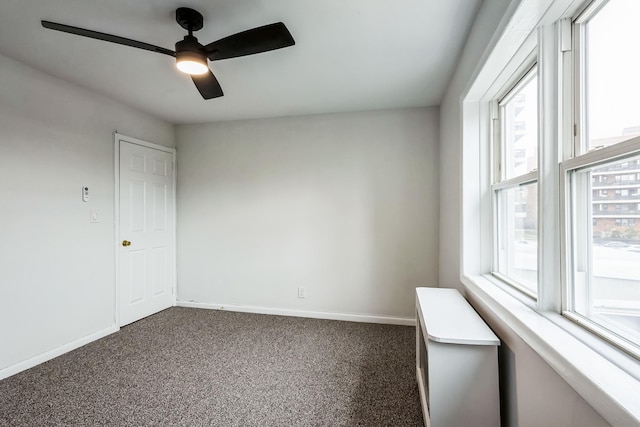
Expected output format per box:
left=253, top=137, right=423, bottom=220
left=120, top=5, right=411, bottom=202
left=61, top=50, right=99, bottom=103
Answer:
left=564, top=0, right=640, bottom=357
left=493, top=66, right=539, bottom=297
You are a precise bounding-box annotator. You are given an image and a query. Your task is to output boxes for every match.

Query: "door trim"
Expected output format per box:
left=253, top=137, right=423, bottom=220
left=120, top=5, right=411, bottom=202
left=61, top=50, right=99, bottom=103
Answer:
left=114, top=132, right=177, bottom=327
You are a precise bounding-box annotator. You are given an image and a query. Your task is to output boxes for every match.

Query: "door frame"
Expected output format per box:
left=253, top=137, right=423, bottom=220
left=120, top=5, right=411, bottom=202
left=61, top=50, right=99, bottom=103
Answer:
left=114, top=132, right=177, bottom=327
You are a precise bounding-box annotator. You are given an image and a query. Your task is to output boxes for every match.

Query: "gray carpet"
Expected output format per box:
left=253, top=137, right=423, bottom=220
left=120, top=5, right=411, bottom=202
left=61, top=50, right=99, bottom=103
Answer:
left=0, top=308, right=423, bottom=426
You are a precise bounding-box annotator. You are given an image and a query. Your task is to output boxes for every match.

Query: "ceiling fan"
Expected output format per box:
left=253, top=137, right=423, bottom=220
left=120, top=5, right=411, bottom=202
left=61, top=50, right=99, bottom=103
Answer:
left=41, top=7, right=295, bottom=99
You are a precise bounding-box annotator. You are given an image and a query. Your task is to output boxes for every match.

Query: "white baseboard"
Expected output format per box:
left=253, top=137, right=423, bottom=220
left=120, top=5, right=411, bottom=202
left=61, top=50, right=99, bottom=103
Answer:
left=176, top=300, right=415, bottom=326
left=0, top=325, right=119, bottom=381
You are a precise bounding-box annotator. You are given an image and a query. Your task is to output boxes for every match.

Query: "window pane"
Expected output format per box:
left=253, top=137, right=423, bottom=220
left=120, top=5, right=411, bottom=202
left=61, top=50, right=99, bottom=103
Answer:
left=501, top=73, right=538, bottom=180
left=572, top=155, right=640, bottom=343
left=496, top=183, right=538, bottom=294
left=585, top=0, right=640, bottom=151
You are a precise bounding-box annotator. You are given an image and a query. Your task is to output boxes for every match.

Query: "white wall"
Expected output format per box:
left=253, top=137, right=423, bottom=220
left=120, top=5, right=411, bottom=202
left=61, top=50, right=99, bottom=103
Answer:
left=439, top=1, right=610, bottom=426
left=0, top=53, right=175, bottom=377
left=176, top=108, right=439, bottom=321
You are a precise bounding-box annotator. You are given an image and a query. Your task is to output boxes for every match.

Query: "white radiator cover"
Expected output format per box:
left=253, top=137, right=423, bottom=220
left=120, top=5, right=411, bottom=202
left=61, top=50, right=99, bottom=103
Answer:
left=416, top=287, right=500, bottom=427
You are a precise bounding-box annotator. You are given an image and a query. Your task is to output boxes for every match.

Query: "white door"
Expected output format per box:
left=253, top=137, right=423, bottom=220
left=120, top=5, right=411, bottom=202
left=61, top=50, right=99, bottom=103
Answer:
left=118, top=137, right=175, bottom=326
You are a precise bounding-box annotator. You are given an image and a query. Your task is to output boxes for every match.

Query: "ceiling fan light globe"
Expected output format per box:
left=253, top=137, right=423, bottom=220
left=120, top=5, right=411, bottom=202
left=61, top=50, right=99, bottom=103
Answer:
left=176, top=59, right=208, bottom=75
left=175, top=50, right=208, bottom=75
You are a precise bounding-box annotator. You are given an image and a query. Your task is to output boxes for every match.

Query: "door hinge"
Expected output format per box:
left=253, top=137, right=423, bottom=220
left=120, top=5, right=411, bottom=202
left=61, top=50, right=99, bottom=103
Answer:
left=573, top=123, right=577, bottom=137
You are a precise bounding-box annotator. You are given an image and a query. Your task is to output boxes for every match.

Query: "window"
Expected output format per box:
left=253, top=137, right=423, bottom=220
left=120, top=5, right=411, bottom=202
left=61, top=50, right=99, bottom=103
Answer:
left=615, top=218, right=636, bottom=227
left=563, top=0, right=640, bottom=357
left=492, top=66, right=538, bottom=297
left=482, top=0, right=640, bottom=360
left=461, top=0, right=640, bottom=417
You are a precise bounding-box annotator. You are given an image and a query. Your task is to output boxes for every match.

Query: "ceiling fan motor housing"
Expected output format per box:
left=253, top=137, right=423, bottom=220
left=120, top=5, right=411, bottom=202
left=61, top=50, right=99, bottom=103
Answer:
left=175, top=35, right=207, bottom=66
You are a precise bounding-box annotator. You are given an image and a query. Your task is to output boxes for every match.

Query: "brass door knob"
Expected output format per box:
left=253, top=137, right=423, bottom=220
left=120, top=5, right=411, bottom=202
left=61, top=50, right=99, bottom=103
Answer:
left=122, top=240, right=131, bottom=247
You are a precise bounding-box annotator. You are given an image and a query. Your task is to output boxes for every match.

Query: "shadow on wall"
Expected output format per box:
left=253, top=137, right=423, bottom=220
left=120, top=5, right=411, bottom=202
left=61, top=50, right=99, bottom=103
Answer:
left=499, top=342, right=518, bottom=427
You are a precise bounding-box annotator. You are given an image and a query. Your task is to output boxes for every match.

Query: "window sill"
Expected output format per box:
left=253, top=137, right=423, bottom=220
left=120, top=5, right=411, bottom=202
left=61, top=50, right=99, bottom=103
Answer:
left=461, top=274, right=640, bottom=426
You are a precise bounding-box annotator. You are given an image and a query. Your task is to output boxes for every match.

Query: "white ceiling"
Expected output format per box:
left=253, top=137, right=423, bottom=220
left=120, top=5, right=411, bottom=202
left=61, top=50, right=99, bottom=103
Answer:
left=0, top=0, right=480, bottom=124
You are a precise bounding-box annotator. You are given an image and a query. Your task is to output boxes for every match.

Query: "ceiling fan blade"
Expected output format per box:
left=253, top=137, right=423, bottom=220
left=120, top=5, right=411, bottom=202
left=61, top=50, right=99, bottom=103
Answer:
left=191, top=70, right=224, bottom=99
left=204, top=22, right=295, bottom=61
left=41, top=21, right=175, bottom=57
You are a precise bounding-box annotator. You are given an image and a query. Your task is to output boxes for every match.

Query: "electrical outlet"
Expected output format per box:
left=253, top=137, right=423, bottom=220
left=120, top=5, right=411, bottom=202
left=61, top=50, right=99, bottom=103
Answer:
left=298, top=287, right=305, bottom=299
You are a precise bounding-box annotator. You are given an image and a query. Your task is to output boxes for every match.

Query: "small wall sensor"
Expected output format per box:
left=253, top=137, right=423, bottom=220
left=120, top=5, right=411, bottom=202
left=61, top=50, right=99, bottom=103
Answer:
left=82, top=186, right=89, bottom=202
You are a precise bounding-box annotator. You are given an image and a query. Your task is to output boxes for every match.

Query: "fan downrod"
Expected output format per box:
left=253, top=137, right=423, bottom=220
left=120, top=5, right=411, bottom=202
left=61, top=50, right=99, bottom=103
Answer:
left=176, top=7, right=203, bottom=32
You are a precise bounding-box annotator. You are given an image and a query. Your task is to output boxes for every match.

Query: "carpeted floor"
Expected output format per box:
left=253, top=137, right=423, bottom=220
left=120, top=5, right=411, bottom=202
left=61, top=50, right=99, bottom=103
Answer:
left=0, top=308, right=423, bottom=426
